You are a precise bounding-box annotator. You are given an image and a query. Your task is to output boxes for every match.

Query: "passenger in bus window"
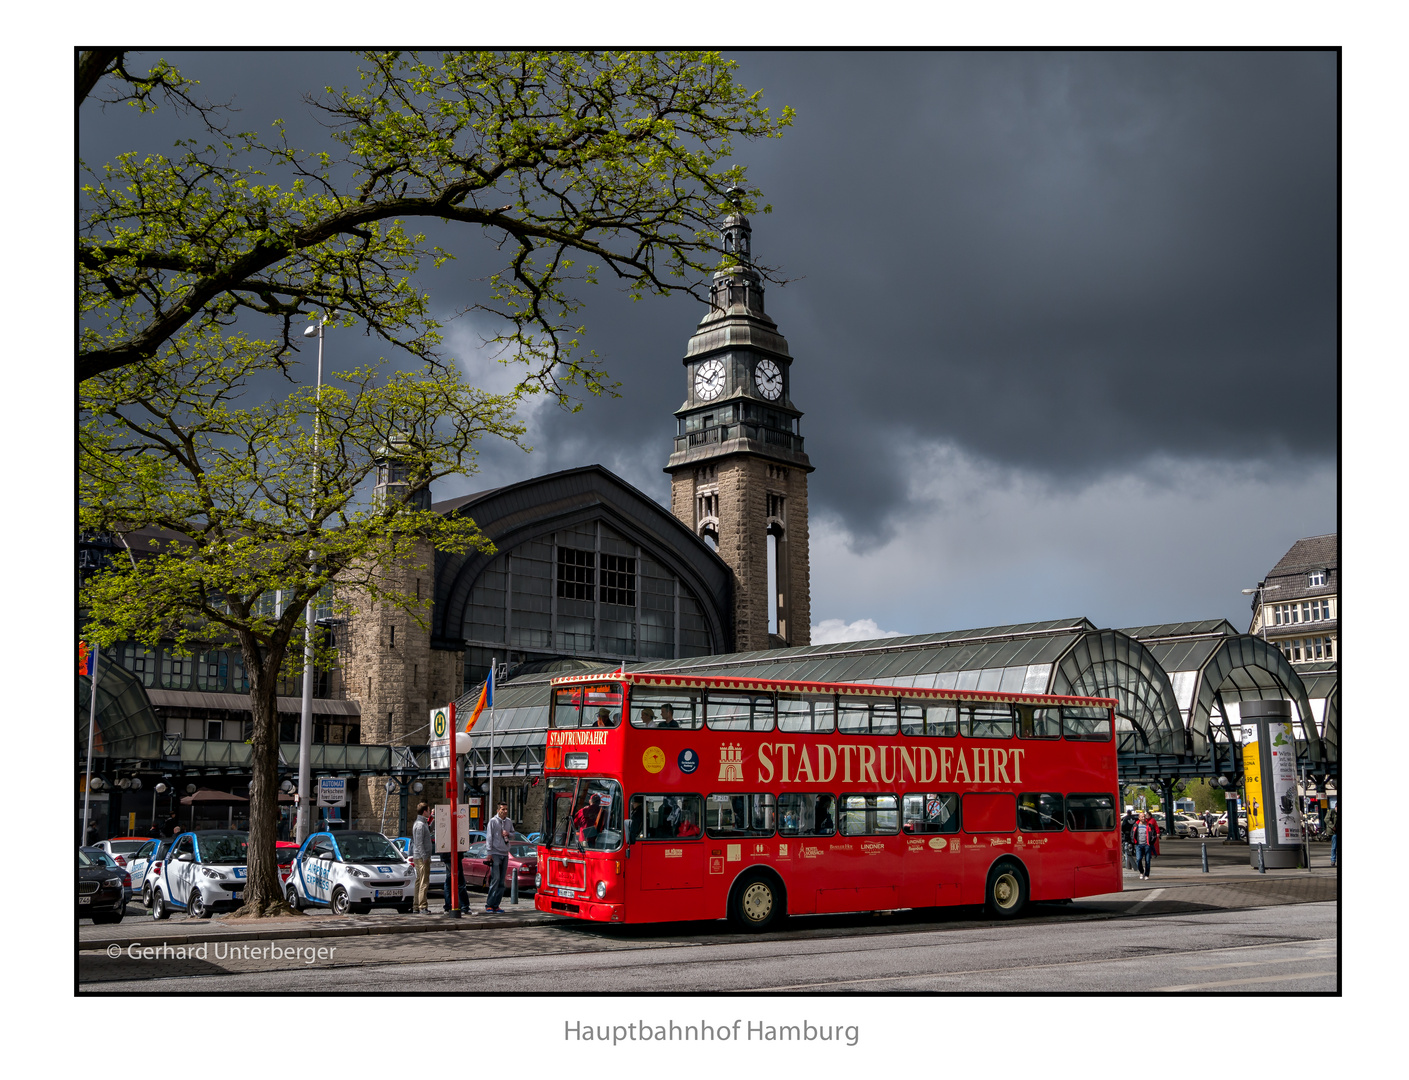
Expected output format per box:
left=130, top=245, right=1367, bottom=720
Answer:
left=594, top=707, right=613, bottom=728
left=657, top=703, right=681, bottom=728
left=815, top=796, right=835, bottom=835
left=638, top=708, right=656, bottom=726
left=677, top=811, right=701, bottom=838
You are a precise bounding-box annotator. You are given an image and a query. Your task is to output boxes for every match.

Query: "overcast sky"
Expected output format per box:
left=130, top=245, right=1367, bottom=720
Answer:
left=80, top=50, right=1338, bottom=640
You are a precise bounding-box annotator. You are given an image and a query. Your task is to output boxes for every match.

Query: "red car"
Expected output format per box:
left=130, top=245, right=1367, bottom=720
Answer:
left=276, top=841, right=300, bottom=884
left=460, top=841, right=537, bottom=895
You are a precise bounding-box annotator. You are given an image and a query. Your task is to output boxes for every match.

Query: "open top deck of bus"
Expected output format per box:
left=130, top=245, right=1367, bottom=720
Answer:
left=549, top=669, right=1118, bottom=710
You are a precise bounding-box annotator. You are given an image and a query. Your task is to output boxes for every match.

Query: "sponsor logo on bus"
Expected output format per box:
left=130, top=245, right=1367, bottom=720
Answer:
left=861, top=841, right=885, bottom=853
left=642, top=746, right=665, bottom=773
left=726, top=844, right=741, bottom=862
left=709, top=857, right=724, bottom=874
left=548, top=729, right=611, bottom=747
left=664, top=848, right=683, bottom=859
left=927, top=837, right=947, bottom=851
left=751, top=741, right=1030, bottom=787
left=778, top=843, right=791, bottom=859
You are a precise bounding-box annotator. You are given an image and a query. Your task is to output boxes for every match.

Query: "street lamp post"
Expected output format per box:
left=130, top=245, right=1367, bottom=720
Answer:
left=296, top=319, right=328, bottom=845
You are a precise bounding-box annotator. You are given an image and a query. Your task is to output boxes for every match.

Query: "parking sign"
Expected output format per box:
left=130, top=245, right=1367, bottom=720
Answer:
left=318, top=776, right=347, bottom=807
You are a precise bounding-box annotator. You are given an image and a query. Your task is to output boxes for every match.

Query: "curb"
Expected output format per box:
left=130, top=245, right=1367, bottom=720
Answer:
left=80, top=909, right=560, bottom=952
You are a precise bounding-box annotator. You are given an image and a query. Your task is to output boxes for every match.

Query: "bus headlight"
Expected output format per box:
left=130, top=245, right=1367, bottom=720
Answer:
left=535, top=872, right=541, bottom=888
left=596, top=881, right=607, bottom=899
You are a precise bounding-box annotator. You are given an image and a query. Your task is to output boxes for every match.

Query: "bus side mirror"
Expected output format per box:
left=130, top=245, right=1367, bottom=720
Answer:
left=624, top=822, right=634, bottom=846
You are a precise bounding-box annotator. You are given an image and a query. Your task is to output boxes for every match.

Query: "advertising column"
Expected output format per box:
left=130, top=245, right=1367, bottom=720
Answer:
left=1240, top=699, right=1303, bottom=869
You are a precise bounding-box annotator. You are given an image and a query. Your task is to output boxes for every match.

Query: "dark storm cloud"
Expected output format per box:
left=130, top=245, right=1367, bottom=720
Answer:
left=81, top=50, right=1337, bottom=553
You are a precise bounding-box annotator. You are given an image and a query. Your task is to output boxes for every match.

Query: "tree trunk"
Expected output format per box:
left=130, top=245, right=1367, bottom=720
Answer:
left=238, top=640, right=292, bottom=915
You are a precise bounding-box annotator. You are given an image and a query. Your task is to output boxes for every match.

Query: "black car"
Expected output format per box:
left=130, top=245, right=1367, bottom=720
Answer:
left=78, top=849, right=125, bottom=924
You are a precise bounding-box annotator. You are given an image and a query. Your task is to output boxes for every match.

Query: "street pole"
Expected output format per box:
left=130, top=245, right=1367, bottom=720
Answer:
left=82, top=643, right=101, bottom=846
left=296, top=318, right=327, bottom=844
left=448, top=701, right=461, bottom=918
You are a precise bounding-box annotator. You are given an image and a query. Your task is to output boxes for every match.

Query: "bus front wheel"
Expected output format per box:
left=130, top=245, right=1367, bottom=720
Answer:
left=985, top=859, right=1028, bottom=919
left=730, top=871, right=784, bottom=932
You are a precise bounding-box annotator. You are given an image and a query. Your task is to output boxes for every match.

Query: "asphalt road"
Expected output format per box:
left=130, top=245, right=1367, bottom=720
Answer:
left=81, top=895, right=1337, bottom=993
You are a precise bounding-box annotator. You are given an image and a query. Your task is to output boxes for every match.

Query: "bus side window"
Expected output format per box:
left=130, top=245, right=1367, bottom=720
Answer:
left=1017, top=792, right=1065, bottom=831
left=963, top=703, right=1014, bottom=739
left=900, top=700, right=957, bottom=737
left=707, top=693, right=774, bottom=732
left=838, top=695, right=898, bottom=736
left=1018, top=707, right=1061, bottom=739
left=1062, top=707, right=1112, bottom=741
left=902, top=792, right=959, bottom=834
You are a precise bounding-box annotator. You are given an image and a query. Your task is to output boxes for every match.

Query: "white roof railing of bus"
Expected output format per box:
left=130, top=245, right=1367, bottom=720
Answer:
left=547, top=671, right=1116, bottom=708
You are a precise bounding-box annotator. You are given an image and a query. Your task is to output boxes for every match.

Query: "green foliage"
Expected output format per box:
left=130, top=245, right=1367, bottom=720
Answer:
left=79, top=50, right=794, bottom=390
left=1181, top=778, right=1226, bottom=814
left=80, top=338, right=521, bottom=673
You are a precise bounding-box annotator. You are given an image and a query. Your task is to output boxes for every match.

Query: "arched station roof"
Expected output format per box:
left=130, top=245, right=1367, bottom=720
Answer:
left=78, top=661, right=164, bottom=762
left=1125, top=622, right=1324, bottom=765
left=430, top=465, right=734, bottom=656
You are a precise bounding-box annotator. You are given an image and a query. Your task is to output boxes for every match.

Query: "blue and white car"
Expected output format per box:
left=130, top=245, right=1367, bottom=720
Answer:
left=130, top=837, right=174, bottom=906
left=287, top=831, right=414, bottom=915
left=150, top=831, right=249, bottom=920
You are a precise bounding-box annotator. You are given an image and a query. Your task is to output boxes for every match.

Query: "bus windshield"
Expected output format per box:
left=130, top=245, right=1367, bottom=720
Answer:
left=544, top=777, right=623, bottom=852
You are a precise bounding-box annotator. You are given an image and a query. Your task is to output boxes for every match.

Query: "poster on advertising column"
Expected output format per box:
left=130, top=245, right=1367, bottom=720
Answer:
left=1267, top=721, right=1303, bottom=845
left=1241, top=724, right=1266, bottom=844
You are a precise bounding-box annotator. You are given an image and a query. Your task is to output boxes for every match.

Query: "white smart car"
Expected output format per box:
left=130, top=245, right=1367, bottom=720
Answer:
left=150, top=830, right=249, bottom=920
left=132, top=837, right=175, bottom=905
left=286, top=831, right=414, bottom=915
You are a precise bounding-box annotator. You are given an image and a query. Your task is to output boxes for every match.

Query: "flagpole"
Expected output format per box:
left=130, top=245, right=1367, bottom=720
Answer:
left=487, top=658, right=495, bottom=828
left=82, top=643, right=101, bottom=846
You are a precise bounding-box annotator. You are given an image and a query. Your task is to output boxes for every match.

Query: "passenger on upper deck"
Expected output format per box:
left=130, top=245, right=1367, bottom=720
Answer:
left=657, top=703, right=681, bottom=729
left=594, top=707, right=615, bottom=728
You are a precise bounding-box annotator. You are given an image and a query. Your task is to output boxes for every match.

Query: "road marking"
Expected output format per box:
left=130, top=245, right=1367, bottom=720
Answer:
left=1134, top=888, right=1164, bottom=905
left=1184, top=952, right=1335, bottom=971
left=1156, top=970, right=1336, bottom=991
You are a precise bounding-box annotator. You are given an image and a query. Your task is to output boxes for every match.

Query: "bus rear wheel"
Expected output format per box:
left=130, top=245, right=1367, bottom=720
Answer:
left=730, top=872, right=784, bottom=932
left=985, top=859, right=1028, bottom=919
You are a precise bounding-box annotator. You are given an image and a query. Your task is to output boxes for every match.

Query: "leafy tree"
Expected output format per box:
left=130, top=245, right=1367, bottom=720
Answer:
left=81, top=340, right=522, bottom=914
left=78, top=50, right=792, bottom=916
left=79, top=50, right=794, bottom=386
left=1181, top=778, right=1225, bottom=814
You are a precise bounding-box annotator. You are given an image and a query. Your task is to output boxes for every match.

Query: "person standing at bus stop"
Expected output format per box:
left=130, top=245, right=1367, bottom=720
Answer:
left=485, top=803, right=518, bottom=913
left=411, top=802, right=433, bottom=913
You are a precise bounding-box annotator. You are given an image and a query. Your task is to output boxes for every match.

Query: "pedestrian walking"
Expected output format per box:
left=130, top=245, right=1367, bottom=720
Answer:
left=411, top=802, right=434, bottom=913
left=1325, top=805, right=1338, bottom=867
left=1133, top=813, right=1156, bottom=879
left=485, top=803, right=518, bottom=913
left=1120, top=810, right=1137, bottom=871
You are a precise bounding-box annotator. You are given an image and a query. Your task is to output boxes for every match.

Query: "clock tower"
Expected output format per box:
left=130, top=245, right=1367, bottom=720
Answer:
left=665, top=192, right=812, bottom=650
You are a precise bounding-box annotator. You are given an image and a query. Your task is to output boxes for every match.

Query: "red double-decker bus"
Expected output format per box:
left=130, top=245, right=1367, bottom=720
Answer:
left=534, top=671, right=1121, bottom=929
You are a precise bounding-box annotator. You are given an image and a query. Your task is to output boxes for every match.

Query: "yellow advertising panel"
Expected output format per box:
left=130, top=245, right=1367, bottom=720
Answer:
left=1241, top=725, right=1265, bottom=843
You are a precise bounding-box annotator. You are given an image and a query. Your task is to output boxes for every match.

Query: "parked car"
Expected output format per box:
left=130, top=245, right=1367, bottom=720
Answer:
left=1174, top=813, right=1207, bottom=838
left=276, top=841, right=300, bottom=885
left=1213, top=812, right=1249, bottom=837
left=392, top=836, right=447, bottom=896
left=138, top=838, right=176, bottom=907
left=287, top=831, right=414, bottom=915
left=150, top=830, right=249, bottom=920
left=459, top=841, right=538, bottom=895
left=90, top=837, right=152, bottom=871
left=81, top=847, right=134, bottom=905
left=78, top=849, right=126, bottom=924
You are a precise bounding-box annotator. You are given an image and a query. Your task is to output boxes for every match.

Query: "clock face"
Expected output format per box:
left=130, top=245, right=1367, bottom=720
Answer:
left=694, top=358, right=726, bottom=401
left=754, top=358, right=783, bottom=400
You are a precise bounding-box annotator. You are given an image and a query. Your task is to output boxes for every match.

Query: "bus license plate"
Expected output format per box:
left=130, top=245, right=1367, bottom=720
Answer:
left=557, top=887, right=575, bottom=897
left=374, top=889, right=402, bottom=899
